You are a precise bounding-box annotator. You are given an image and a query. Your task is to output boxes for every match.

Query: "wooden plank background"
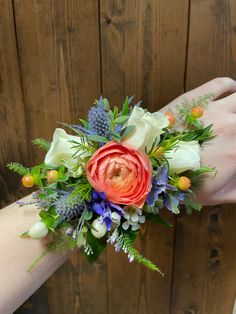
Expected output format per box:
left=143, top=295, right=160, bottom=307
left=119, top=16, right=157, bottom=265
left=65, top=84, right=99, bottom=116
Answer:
left=0, top=1, right=235, bottom=313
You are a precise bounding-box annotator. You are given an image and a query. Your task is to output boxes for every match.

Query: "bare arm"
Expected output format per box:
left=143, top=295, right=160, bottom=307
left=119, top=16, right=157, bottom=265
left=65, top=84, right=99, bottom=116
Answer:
left=0, top=194, right=70, bottom=314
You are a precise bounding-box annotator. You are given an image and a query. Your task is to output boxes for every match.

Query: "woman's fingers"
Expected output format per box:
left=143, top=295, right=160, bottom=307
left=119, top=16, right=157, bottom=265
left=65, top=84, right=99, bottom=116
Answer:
left=160, top=77, right=236, bottom=113
left=182, top=77, right=236, bottom=101
left=213, top=92, right=236, bottom=113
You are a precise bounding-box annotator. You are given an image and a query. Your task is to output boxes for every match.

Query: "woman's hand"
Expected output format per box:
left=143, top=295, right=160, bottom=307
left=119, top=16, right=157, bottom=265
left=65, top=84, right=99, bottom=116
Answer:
left=160, top=77, right=236, bottom=205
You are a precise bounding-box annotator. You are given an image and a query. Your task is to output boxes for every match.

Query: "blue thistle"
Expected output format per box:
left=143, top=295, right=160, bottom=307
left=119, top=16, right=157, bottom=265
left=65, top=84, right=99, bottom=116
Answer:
left=88, top=96, right=110, bottom=137
left=54, top=190, right=85, bottom=221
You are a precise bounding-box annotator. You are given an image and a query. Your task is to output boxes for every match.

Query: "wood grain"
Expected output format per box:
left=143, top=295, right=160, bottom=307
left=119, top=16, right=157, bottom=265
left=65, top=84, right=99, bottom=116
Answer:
left=13, top=1, right=105, bottom=313
left=171, top=1, right=236, bottom=313
left=0, top=0, right=30, bottom=207
left=99, top=1, right=189, bottom=313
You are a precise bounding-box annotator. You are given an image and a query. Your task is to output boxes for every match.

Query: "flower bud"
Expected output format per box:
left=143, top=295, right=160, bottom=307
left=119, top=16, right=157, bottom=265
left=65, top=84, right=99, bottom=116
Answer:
left=28, top=221, right=49, bottom=239
left=91, top=219, right=107, bottom=238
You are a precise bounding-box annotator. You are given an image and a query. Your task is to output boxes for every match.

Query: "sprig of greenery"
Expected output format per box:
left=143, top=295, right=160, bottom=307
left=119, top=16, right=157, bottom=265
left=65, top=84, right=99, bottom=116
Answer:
left=6, top=162, right=30, bottom=175
left=175, top=124, right=215, bottom=145
left=184, top=194, right=203, bottom=215
left=32, top=138, right=51, bottom=151
left=27, top=234, right=68, bottom=272
left=121, top=232, right=164, bottom=274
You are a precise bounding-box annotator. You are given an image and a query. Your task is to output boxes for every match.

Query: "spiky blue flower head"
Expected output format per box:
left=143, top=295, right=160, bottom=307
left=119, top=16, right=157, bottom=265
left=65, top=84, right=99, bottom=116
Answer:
left=88, top=96, right=110, bottom=137
left=54, top=190, right=85, bottom=221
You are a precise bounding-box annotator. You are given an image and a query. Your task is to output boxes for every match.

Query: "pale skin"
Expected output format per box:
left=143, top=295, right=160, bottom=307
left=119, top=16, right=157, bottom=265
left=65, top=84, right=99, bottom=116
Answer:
left=0, top=77, right=236, bottom=313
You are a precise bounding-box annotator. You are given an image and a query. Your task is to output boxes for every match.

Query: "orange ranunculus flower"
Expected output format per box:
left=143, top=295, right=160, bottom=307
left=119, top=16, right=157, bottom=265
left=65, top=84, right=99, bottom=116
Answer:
left=86, top=141, right=152, bottom=208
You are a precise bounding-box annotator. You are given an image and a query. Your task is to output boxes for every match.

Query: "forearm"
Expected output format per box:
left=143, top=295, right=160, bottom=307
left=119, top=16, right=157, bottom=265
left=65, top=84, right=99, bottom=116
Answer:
left=0, top=194, right=69, bottom=314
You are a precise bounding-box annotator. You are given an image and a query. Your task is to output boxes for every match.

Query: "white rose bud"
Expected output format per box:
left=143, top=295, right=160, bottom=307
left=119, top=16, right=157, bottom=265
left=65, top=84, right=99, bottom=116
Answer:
left=45, top=128, right=88, bottom=167
left=28, top=221, right=49, bottom=239
left=165, top=140, right=201, bottom=174
left=123, top=107, right=169, bottom=152
left=91, top=219, right=107, bottom=239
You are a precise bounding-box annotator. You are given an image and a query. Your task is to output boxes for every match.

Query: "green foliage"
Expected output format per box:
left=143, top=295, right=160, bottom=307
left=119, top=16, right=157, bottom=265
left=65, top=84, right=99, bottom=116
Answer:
left=27, top=234, right=68, bottom=272
left=32, top=138, right=51, bottom=151
left=84, top=230, right=106, bottom=263
left=184, top=194, right=203, bottom=214
left=179, top=124, right=215, bottom=144
left=177, top=93, right=215, bottom=130
left=178, top=93, right=214, bottom=118
left=121, top=96, right=129, bottom=116
left=86, top=134, right=109, bottom=143
left=68, top=179, right=93, bottom=202
left=121, top=232, right=164, bottom=274
left=39, top=208, right=60, bottom=231
left=185, top=165, right=216, bottom=190
left=6, top=162, right=30, bottom=176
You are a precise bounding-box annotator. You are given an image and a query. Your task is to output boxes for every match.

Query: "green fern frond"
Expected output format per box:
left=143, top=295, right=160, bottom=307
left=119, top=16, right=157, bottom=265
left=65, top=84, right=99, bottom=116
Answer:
left=27, top=235, right=68, bottom=272
left=6, top=162, right=30, bottom=175
left=123, top=234, right=164, bottom=274
left=119, top=232, right=164, bottom=275
left=32, top=138, right=51, bottom=151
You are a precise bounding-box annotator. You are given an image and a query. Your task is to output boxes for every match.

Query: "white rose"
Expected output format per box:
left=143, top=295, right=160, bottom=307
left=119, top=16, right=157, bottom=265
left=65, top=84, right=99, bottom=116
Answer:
left=45, top=128, right=87, bottom=168
left=123, top=106, right=169, bottom=152
left=165, top=140, right=201, bottom=174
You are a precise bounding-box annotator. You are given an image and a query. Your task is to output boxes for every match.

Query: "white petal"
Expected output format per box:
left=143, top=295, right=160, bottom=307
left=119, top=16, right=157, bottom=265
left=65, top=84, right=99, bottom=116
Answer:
left=139, top=215, right=146, bottom=224
left=131, top=213, right=139, bottom=223
left=122, top=221, right=130, bottom=230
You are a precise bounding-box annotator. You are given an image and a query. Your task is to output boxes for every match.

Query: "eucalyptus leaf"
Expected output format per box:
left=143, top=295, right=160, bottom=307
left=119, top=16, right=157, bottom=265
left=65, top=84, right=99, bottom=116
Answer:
left=87, top=134, right=109, bottom=143
left=115, top=115, right=129, bottom=124
left=121, top=96, right=129, bottom=115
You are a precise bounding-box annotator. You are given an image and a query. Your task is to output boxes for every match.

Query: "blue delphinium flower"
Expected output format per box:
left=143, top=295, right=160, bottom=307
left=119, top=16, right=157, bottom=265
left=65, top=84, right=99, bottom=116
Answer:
left=88, top=96, right=110, bottom=137
left=90, top=191, right=123, bottom=230
left=147, top=165, right=186, bottom=214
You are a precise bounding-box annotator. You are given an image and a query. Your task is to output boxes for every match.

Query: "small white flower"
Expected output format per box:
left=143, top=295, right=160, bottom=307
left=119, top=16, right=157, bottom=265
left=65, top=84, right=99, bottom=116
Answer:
left=111, top=212, right=121, bottom=226
left=122, top=106, right=169, bottom=152
left=122, top=206, right=146, bottom=231
left=165, top=140, right=201, bottom=174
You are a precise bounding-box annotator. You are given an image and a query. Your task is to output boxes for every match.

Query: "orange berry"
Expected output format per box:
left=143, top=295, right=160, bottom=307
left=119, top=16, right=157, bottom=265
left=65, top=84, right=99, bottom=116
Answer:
left=165, top=111, right=176, bottom=127
left=191, top=106, right=204, bottom=118
left=22, top=175, right=35, bottom=188
left=177, top=176, right=191, bottom=191
left=152, top=146, right=164, bottom=156
left=47, top=170, right=59, bottom=183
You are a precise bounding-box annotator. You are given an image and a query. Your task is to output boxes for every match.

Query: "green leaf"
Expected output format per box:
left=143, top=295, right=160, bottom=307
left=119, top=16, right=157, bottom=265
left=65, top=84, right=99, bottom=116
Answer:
left=103, top=98, right=110, bottom=111
left=83, top=209, right=93, bottom=221
left=112, top=132, right=121, bottom=142
left=120, top=125, right=136, bottom=140
left=86, top=134, right=109, bottom=143
left=20, top=231, right=29, bottom=238
left=39, top=210, right=58, bottom=229
left=144, top=213, right=173, bottom=227
left=115, top=115, right=129, bottom=124
left=32, top=138, right=50, bottom=151
left=6, top=162, right=30, bottom=176
left=79, top=119, right=90, bottom=129
left=77, top=232, right=85, bottom=248
left=121, top=96, right=129, bottom=115
left=84, top=230, right=106, bottom=263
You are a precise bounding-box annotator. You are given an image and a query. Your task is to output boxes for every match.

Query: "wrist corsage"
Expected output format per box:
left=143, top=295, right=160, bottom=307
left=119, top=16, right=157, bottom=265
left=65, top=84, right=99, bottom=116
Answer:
left=7, top=94, right=215, bottom=274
